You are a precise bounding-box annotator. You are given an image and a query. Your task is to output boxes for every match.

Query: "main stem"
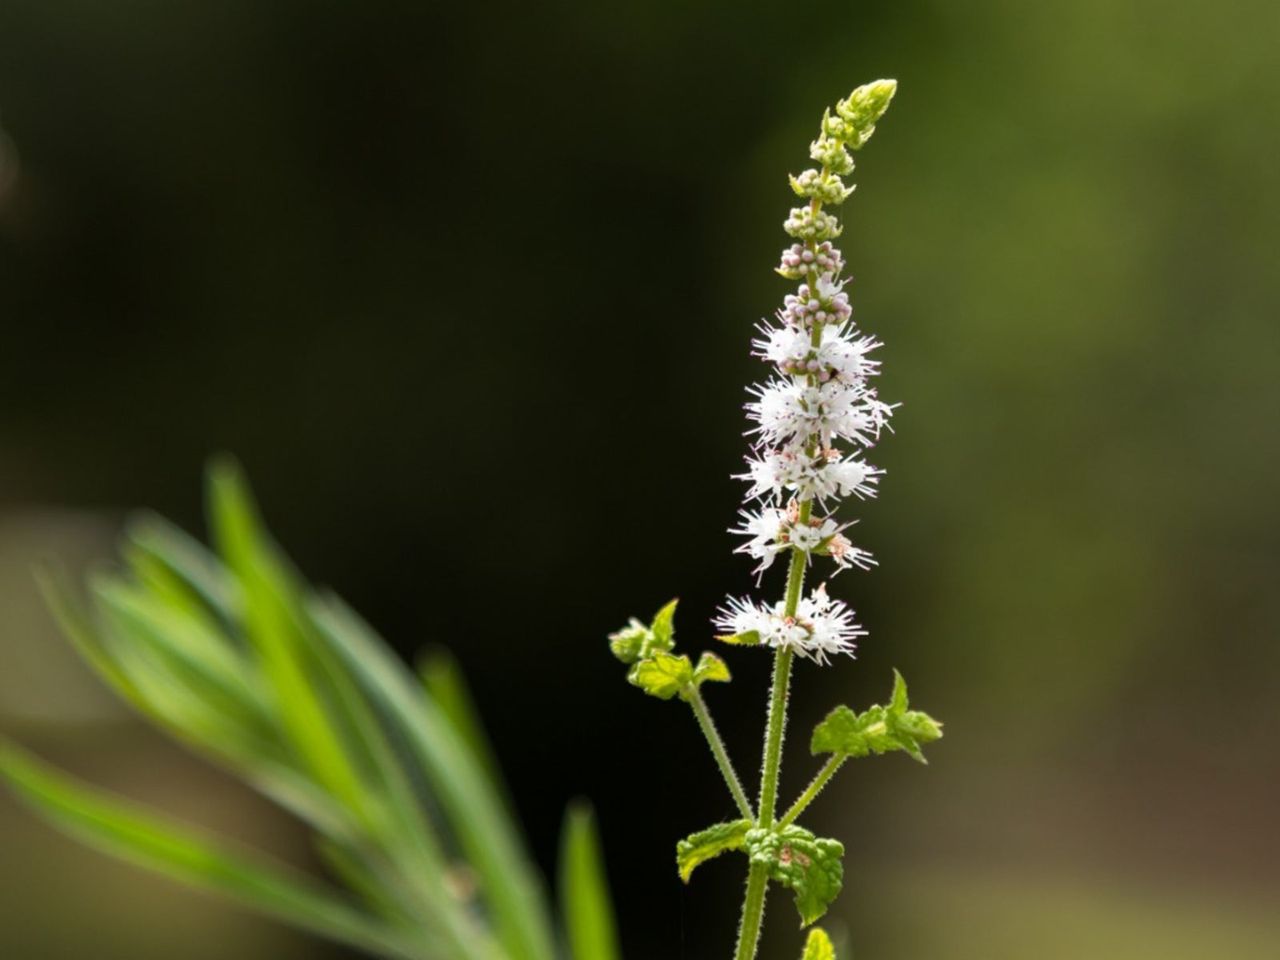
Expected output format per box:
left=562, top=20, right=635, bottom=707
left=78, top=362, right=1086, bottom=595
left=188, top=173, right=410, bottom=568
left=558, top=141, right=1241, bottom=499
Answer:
left=733, top=538, right=809, bottom=960
left=734, top=178, right=832, bottom=960
left=687, top=687, right=754, bottom=820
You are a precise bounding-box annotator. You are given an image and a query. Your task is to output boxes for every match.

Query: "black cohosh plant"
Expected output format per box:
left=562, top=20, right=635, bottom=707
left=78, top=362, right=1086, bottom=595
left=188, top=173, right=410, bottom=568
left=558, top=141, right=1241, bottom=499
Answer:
left=609, top=79, right=942, bottom=960
left=0, top=80, right=939, bottom=960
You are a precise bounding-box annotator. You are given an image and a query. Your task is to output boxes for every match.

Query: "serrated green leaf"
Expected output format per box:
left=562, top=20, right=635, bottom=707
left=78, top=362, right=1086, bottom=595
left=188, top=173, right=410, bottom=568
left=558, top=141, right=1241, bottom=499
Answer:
left=810, top=705, right=894, bottom=758
left=627, top=652, right=693, bottom=700
left=0, top=742, right=425, bottom=960
left=715, top=630, right=761, bottom=646
left=801, top=927, right=836, bottom=960
left=745, top=825, right=844, bottom=926
left=692, top=652, right=731, bottom=686
left=558, top=802, right=620, bottom=960
left=810, top=672, right=943, bottom=764
left=676, top=819, right=752, bottom=883
left=649, top=598, right=678, bottom=652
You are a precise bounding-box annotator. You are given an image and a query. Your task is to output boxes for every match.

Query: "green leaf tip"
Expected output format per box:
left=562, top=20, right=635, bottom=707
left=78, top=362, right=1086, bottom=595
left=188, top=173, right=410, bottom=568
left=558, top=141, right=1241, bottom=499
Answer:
left=607, top=598, right=678, bottom=665
left=745, top=825, right=844, bottom=926
left=559, top=801, right=621, bottom=960
left=801, top=928, right=836, bottom=960
left=675, top=819, right=752, bottom=883
left=810, top=670, right=943, bottom=764
left=692, top=651, right=731, bottom=686
left=650, top=598, right=678, bottom=651
left=714, top=629, right=761, bottom=647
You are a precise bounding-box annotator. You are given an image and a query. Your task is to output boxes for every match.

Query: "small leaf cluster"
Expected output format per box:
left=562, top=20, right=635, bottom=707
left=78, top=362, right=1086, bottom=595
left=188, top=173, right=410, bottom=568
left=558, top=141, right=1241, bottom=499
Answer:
left=609, top=601, right=730, bottom=702
left=811, top=670, right=942, bottom=764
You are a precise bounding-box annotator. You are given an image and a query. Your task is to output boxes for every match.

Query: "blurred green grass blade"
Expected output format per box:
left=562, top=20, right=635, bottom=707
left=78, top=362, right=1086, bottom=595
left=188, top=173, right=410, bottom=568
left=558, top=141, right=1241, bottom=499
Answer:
left=35, top=567, right=144, bottom=706
left=303, top=632, right=501, bottom=960
left=206, top=458, right=370, bottom=820
left=419, top=646, right=512, bottom=812
left=558, top=801, right=620, bottom=960
left=316, top=837, right=425, bottom=931
left=0, top=742, right=428, bottom=960
left=122, top=534, right=228, bottom=633
left=41, top=566, right=361, bottom=844
left=310, top=592, right=556, bottom=960
left=127, top=511, right=241, bottom=621
left=92, top=574, right=270, bottom=728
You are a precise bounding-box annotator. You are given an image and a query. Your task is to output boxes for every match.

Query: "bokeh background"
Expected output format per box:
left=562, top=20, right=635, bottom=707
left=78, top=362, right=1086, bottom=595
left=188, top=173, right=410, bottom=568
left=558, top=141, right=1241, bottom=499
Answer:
left=2, top=1, right=1278, bottom=958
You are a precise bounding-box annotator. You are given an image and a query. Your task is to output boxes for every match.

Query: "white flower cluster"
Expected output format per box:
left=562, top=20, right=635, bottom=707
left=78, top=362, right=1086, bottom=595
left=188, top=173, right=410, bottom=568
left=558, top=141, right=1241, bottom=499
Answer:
left=717, top=88, right=898, bottom=665
left=714, top=586, right=866, bottom=665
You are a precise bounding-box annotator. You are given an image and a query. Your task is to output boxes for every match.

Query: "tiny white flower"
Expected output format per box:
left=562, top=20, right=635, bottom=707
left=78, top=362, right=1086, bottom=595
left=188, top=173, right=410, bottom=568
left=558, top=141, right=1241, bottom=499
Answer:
left=729, top=507, right=789, bottom=573
left=817, top=326, right=881, bottom=382
left=825, top=456, right=881, bottom=500
left=752, top=324, right=811, bottom=367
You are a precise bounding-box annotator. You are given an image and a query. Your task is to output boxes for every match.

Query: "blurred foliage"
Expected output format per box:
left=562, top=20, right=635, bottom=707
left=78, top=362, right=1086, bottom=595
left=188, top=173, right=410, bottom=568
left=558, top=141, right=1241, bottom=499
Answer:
left=3, top=462, right=621, bottom=960
left=1, top=0, right=1278, bottom=958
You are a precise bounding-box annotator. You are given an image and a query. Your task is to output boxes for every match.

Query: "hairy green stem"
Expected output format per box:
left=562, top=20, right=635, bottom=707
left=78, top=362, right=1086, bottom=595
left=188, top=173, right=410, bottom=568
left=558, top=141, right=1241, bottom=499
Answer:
left=686, top=687, right=754, bottom=821
left=732, top=164, right=838, bottom=960
left=734, top=542, right=809, bottom=960
left=779, top=754, right=845, bottom=827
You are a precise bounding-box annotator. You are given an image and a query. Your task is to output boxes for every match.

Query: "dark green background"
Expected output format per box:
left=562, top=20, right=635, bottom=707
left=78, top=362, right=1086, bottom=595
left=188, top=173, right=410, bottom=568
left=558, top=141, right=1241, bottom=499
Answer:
left=2, top=1, right=1278, bottom=958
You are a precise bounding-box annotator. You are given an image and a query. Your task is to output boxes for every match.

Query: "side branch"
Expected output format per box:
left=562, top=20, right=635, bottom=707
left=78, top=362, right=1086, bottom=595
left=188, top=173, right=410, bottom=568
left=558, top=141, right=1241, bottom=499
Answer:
left=778, top=754, right=845, bottom=827
left=686, top=687, right=754, bottom=821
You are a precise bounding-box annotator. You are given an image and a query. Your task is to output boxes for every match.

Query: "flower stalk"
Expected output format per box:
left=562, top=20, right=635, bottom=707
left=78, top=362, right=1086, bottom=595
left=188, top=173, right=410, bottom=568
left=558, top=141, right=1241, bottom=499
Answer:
left=611, top=78, right=943, bottom=960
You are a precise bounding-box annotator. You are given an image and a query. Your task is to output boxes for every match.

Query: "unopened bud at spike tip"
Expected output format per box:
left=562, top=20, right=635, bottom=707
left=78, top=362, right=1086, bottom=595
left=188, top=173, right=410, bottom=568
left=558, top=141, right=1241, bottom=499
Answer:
left=835, top=78, right=898, bottom=150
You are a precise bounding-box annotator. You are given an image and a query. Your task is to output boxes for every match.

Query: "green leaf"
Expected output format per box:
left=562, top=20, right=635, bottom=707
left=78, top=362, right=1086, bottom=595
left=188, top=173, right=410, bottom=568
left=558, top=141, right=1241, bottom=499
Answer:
left=810, top=671, right=943, bottom=764
left=91, top=574, right=270, bottom=729
left=890, top=667, right=909, bottom=713
left=745, top=825, right=844, bottom=927
left=675, top=819, right=752, bottom=883
left=801, top=928, right=836, bottom=960
left=692, top=652, right=731, bottom=686
left=0, top=742, right=425, bottom=960
left=627, top=652, right=693, bottom=700
left=606, top=619, right=649, bottom=665
left=419, top=646, right=512, bottom=814
left=810, top=705, right=894, bottom=758
left=714, top=629, right=761, bottom=647
left=206, top=458, right=370, bottom=817
left=649, top=598, right=678, bottom=652
left=558, top=802, right=620, bottom=960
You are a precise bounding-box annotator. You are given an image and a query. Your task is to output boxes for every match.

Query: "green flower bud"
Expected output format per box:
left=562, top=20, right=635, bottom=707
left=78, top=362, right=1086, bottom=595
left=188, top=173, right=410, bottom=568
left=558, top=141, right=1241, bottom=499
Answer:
left=808, top=135, right=855, bottom=176
left=834, top=78, right=898, bottom=151
left=789, top=168, right=855, bottom=206
left=783, top=206, right=842, bottom=242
